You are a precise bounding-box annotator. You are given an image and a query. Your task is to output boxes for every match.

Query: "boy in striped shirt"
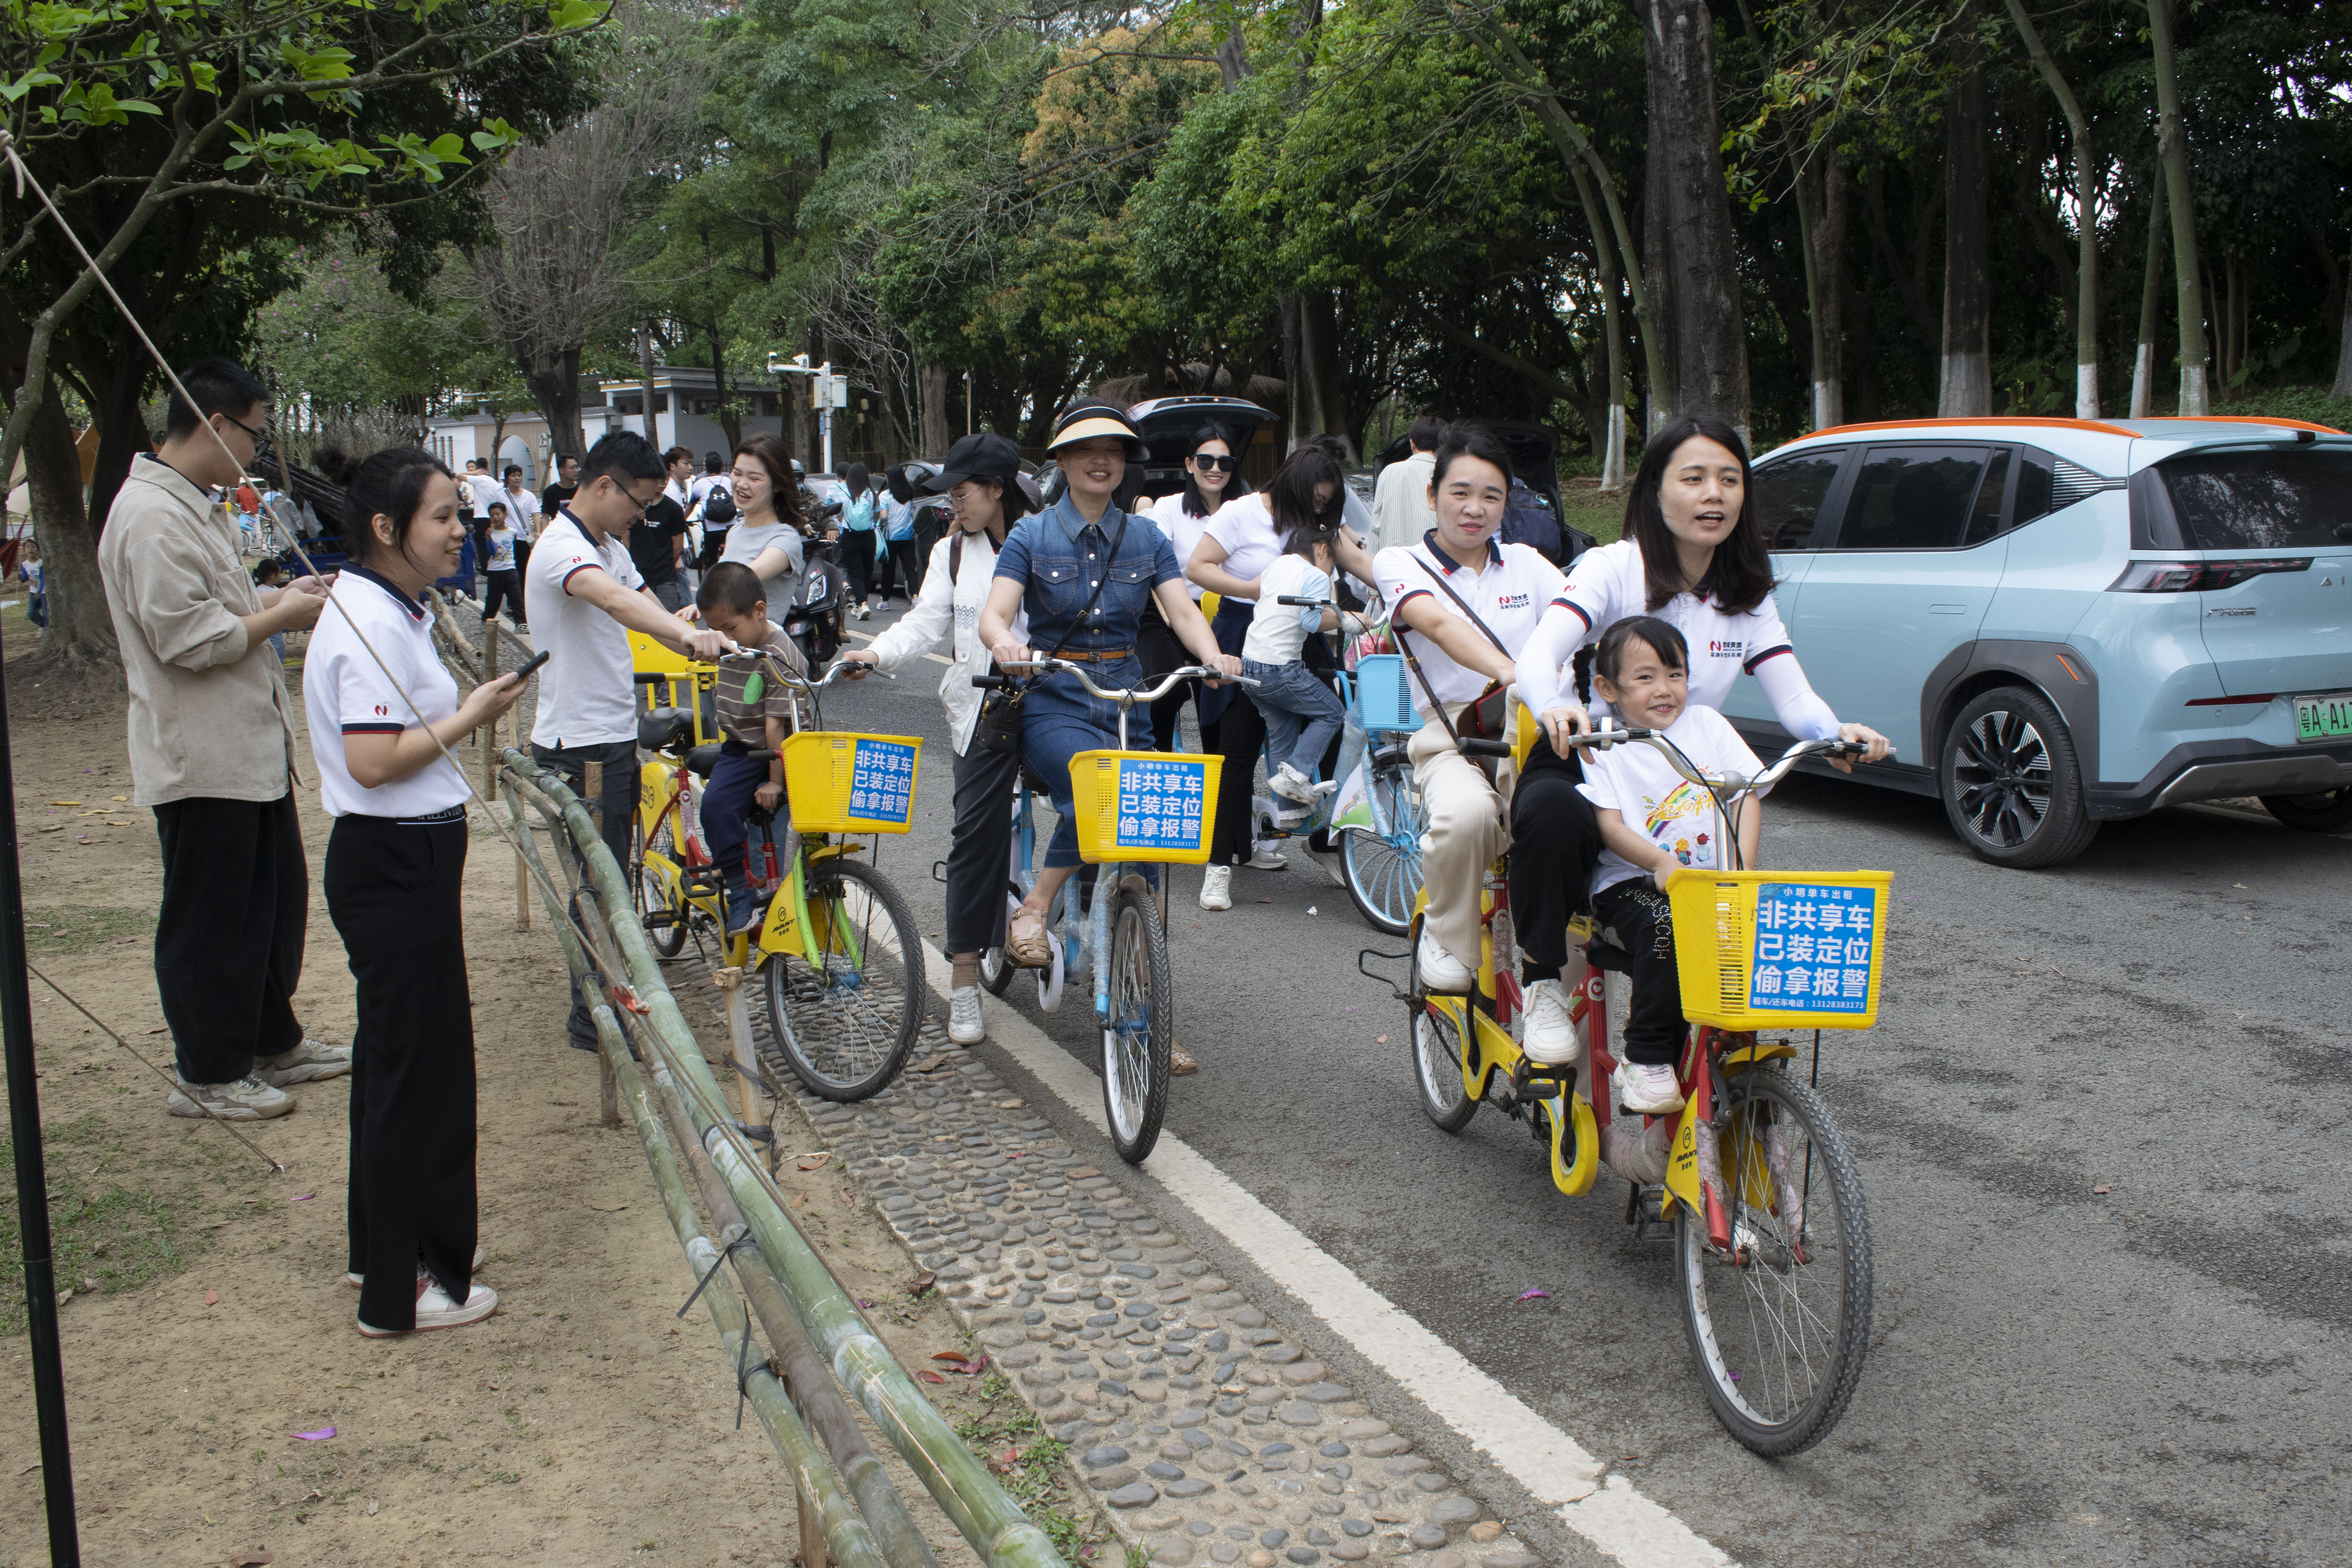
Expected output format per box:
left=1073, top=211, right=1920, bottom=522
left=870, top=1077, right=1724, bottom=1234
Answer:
left=697, top=562, right=809, bottom=931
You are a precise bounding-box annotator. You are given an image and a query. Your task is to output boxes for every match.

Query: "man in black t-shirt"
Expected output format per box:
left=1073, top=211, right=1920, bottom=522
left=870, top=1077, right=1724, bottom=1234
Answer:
left=632, top=486, right=691, bottom=612
left=538, top=452, right=581, bottom=527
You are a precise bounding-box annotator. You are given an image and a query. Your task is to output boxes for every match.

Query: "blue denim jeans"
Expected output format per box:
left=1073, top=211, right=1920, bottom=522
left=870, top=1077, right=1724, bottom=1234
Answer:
left=1243, top=657, right=1345, bottom=784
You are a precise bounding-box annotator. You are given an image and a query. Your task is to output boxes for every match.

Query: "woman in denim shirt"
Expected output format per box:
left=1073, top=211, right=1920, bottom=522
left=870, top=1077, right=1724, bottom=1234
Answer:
left=977, top=403, right=1240, bottom=1061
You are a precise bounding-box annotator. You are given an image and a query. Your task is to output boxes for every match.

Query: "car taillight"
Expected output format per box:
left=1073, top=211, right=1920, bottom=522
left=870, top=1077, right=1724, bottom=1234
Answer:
left=2107, top=558, right=2313, bottom=592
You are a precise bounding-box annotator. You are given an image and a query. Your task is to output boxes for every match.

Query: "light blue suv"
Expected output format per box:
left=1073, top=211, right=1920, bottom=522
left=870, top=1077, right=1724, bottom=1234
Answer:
left=1728, top=415, right=2352, bottom=866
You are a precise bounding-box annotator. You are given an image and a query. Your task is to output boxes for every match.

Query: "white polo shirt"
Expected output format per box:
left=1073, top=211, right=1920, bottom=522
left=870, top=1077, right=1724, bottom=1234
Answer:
left=527, top=509, right=646, bottom=749
left=303, top=568, right=469, bottom=819
left=1372, top=532, right=1563, bottom=711
left=1516, top=538, right=1796, bottom=719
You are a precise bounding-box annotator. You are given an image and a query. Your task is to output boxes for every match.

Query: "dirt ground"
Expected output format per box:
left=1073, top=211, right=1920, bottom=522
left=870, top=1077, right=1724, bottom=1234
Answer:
left=0, top=601, right=1022, bottom=1568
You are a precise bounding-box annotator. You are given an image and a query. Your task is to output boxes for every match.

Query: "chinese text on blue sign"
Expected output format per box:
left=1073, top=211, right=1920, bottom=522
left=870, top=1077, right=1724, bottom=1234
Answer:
left=848, top=740, right=917, bottom=826
left=1748, top=882, right=1878, bottom=1014
left=1114, top=757, right=1208, bottom=851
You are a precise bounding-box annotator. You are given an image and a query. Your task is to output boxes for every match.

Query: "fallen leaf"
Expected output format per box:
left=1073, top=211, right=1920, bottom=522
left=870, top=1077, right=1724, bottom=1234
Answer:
left=588, top=1202, right=628, bottom=1213
left=78, top=809, right=105, bottom=816
left=109, top=795, right=125, bottom=802
left=913, top=1053, right=955, bottom=1074
left=916, top=1369, right=947, bottom=1384
left=2093, top=1184, right=2113, bottom=1195
left=292, top=1428, right=335, bottom=1441
left=930, top=1349, right=972, bottom=1362
left=289, top=1194, right=314, bottom=1202
left=1256, top=897, right=1272, bottom=904
left=142, top=1026, right=169, bottom=1035
left=366, top=1500, right=379, bottom=1516
left=907, top=1270, right=936, bottom=1295
left=36, top=825, right=61, bottom=834
left=48, top=799, right=80, bottom=806
left=997, top=1100, right=1022, bottom=1109
left=204, top=1290, right=220, bottom=1307
left=797, top=1155, right=828, bottom=1171
left=105, top=820, right=134, bottom=827
left=229, top=1551, right=276, bottom=1566
left=1375, top=1034, right=1389, bottom=1044
left=790, top=1195, right=808, bottom=1210
left=1515, top=1288, right=1550, bottom=1301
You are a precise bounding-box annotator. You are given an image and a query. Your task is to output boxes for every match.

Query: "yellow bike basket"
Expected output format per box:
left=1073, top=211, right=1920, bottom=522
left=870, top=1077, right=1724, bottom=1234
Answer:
left=1068, top=751, right=1223, bottom=864
left=1662, top=869, right=1893, bottom=1031
left=781, top=732, right=924, bottom=835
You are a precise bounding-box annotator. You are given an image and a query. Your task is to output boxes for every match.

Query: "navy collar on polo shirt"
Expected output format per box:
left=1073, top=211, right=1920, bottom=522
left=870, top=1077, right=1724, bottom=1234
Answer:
left=346, top=563, right=426, bottom=621
left=1421, top=529, right=1503, bottom=571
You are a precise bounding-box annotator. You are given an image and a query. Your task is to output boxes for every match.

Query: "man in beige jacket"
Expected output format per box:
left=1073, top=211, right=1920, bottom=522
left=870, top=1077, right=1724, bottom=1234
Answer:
left=99, top=358, right=349, bottom=1121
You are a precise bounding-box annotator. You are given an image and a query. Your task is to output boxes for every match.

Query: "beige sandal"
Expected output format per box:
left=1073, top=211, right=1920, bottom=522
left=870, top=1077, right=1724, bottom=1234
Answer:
left=1007, top=908, right=1052, bottom=967
left=1170, top=1043, right=1199, bottom=1077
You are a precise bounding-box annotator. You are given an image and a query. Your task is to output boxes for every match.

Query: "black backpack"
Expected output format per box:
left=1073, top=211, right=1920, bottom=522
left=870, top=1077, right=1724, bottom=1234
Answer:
left=702, top=481, right=737, bottom=526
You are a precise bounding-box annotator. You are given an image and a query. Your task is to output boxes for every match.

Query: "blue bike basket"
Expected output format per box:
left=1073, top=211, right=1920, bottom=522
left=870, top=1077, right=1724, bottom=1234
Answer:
left=1353, top=654, right=1417, bottom=733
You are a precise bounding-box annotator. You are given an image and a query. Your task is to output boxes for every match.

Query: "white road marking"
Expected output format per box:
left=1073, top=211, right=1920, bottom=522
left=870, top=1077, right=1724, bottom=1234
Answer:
left=916, top=937, right=1735, bottom=1567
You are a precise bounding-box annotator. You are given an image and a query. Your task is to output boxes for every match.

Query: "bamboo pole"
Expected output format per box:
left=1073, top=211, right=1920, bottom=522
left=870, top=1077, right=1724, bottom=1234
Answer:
left=504, top=751, right=1070, bottom=1568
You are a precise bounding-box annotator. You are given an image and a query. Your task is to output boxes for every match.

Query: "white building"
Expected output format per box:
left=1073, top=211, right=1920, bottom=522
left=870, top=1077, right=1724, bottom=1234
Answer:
left=422, top=368, right=790, bottom=482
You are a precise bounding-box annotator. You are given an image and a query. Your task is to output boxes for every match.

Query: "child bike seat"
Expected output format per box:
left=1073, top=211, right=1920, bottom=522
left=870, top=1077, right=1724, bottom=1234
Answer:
left=685, top=742, right=726, bottom=779
left=637, top=707, right=695, bottom=753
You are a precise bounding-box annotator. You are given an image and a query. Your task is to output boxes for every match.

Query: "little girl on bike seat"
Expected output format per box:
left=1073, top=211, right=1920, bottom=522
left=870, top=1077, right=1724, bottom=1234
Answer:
left=1243, top=523, right=1345, bottom=826
left=1578, top=615, right=1767, bottom=1115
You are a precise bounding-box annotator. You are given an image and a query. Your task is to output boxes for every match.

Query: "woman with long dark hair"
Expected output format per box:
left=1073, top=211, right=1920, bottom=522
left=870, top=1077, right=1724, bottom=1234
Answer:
left=839, top=461, right=884, bottom=618
left=305, top=444, right=527, bottom=1335
left=1506, top=415, right=1889, bottom=1067
left=1139, top=421, right=1253, bottom=751
left=1185, top=440, right=1377, bottom=910
left=717, top=432, right=809, bottom=588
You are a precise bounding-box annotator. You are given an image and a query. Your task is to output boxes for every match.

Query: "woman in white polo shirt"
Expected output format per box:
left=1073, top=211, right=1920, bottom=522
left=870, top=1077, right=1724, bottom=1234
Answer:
left=307, top=445, right=527, bottom=1338
left=1506, top=415, right=1889, bottom=1066
left=1369, top=425, right=1571, bottom=1001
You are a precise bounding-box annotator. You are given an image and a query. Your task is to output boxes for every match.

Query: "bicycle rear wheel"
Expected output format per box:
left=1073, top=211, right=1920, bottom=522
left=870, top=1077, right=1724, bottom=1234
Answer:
left=1341, top=761, right=1425, bottom=936
left=1675, top=1066, right=1872, bottom=1457
left=1101, top=884, right=1172, bottom=1164
left=632, top=818, right=688, bottom=960
left=764, top=858, right=923, bottom=1102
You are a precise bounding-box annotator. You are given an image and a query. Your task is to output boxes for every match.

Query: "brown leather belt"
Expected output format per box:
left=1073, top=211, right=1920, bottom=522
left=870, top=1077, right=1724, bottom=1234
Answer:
left=1058, top=648, right=1134, bottom=662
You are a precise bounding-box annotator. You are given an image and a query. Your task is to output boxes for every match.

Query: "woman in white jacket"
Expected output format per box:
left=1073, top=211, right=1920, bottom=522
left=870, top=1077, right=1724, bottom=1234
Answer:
left=838, top=432, right=1031, bottom=1045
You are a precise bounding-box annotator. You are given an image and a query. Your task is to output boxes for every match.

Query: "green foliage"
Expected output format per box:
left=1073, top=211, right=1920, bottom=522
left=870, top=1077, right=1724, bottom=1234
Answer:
left=251, top=236, right=515, bottom=421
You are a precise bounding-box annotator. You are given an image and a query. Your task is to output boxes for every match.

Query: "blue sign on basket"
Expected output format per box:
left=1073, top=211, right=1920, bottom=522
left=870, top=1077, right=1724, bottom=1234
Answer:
left=845, top=739, right=916, bottom=825
left=1748, top=883, right=1878, bottom=1014
left=1114, top=757, right=1208, bottom=851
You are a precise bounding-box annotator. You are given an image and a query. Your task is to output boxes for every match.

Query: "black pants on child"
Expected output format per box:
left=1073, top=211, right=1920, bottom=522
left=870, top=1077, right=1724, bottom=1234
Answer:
left=945, top=743, right=1022, bottom=955
left=326, top=813, right=477, bottom=1330
left=1592, top=878, right=1685, bottom=1067
left=481, top=568, right=522, bottom=627
left=530, top=740, right=639, bottom=1047
left=153, top=793, right=305, bottom=1085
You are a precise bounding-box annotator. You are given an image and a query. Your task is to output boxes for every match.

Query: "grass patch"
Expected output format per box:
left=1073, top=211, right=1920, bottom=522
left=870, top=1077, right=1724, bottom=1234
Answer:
left=956, top=1385, right=1105, bottom=1564
left=1559, top=481, right=1625, bottom=548
left=0, top=1110, right=252, bottom=1337
left=21, top=905, right=154, bottom=956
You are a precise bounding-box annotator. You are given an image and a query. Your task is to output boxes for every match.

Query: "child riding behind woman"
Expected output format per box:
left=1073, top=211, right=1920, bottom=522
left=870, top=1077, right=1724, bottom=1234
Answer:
left=1577, top=615, right=1767, bottom=1114
left=695, top=562, right=810, bottom=933
left=1244, top=521, right=1345, bottom=828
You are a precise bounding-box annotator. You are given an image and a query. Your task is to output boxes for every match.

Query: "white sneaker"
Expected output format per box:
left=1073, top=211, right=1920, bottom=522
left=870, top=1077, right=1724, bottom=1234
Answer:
left=349, top=1244, right=486, bottom=1287
left=1198, top=865, right=1233, bottom=911
left=1615, top=1060, right=1686, bottom=1115
left=1269, top=762, right=1318, bottom=804
left=1520, top=979, right=1582, bottom=1065
left=358, top=1272, right=498, bottom=1336
left=856, top=602, right=873, bottom=621
left=255, top=1036, right=352, bottom=1086
left=1416, top=929, right=1474, bottom=992
left=949, top=985, right=985, bottom=1045
left=165, top=1074, right=293, bottom=1121
left=1247, top=841, right=1288, bottom=870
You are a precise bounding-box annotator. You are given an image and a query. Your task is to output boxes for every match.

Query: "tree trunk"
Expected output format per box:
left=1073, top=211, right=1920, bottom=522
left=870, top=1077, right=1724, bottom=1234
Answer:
left=1301, top=292, right=1354, bottom=460
left=1571, top=162, right=1630, bottom=489
left=2147, top=0, right=2209, bottom=413
left=519, top=342, right=586, bottom=461
left=710, top=324, right=742, bottom=452
left=918, top=363, right=952, bottom=455
left=1939, top=59, right=1993, bottom=417
left=20, top=376, right=118, bottom=673
left=1279, top=293, right=1305, bottom=450
left=2131, top=179, right=2167, bottom=415
left=2332, top=261, right=2352, bottom=398
left=638, top=322, right=662, bottom=448
left=1216, top=22, right=1254, bottom=89
left=2004, top=0, right=2101, bottom=416
left=1797, top=155, right=1847, bottom=431
left=1641, top=0, right=1749, bottom=439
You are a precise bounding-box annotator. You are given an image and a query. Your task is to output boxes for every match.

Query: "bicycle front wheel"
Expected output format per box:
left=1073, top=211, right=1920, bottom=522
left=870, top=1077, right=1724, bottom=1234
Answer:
left=1101, top=884, right=1172, bottom=1164
left=1341, top=762, right=1425, bottom=936
left=1676, top=1067, right=1872, bottom=1457
left=633, top=818, right=688, bottom=960
left=764, top=858, right=923, bottom=1102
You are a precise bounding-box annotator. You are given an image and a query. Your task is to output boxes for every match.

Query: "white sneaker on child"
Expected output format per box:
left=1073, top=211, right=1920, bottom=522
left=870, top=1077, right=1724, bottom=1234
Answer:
left=1520, top=979, right=1582, bottom=1065
left=1614, top=1060, right=1686, bottom=1115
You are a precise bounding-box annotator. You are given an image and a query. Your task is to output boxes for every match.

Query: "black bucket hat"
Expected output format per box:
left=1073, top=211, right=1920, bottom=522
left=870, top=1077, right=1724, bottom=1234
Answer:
left=924, top=432, right=1025, bottom=494
left=1045, top=400, right=1145, bottom=459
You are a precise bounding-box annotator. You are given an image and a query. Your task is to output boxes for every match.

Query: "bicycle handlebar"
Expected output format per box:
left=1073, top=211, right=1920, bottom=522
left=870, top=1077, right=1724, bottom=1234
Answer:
left=987, top=658, right=1257, bottom=705
left=1545, top=728, right=1887, bottom=794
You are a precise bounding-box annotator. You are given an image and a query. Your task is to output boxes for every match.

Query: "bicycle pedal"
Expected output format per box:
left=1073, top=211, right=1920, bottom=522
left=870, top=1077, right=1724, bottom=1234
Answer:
left=1511, top=1065, right=1575, bottom=1101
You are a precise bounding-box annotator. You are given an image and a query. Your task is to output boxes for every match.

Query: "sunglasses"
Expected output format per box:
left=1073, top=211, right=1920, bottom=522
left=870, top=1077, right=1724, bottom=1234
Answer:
left=1190, top=453, right=1236, bottom=472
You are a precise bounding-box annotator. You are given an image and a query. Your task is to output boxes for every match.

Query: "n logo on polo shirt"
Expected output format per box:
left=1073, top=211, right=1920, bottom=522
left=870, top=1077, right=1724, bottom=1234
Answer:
left=375, top=704, right=390, bottom=715
left=1709, top=638, right=1746, bottom=661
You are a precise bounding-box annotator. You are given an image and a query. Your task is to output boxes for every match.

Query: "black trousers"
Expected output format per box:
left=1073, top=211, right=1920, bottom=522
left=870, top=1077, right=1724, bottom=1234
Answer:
left=481, top=569, right=522, bottom=626
left=1508, top=739, right=1608, bottom=971
left=1136, top=606, right=1220, bottom=755
left=326, top=814, right=477, bottom=1328
left=843, top=533, right=877, bottom=604
left=880, top=538, right=921, bottom=602
left=531, top=740, right=639, bottom=1045
left=1592, top=879, right=1684, bottom=1066
left=1206, top=617, right=1341, bottom=866
left=153, top=793, right=305, bottom=1084
left=945, top=743, right=1022, bottom=956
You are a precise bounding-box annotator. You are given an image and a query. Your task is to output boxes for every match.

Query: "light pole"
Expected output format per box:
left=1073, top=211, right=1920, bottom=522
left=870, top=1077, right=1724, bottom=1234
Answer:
left=767, top=353, right=849, bottom=475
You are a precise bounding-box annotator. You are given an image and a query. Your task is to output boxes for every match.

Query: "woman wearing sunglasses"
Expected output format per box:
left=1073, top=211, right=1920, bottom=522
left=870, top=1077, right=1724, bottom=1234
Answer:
left=1139, top=422, right=1252, bottom=753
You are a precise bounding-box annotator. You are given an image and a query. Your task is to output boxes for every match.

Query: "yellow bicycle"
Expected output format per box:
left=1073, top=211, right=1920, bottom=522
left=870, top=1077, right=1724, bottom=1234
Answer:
left=1371, top=720, right=1889, bottom=1456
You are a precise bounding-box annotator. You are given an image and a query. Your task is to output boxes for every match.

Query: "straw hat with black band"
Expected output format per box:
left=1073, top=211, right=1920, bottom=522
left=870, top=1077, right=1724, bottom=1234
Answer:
left=1044, top=400, right=1147, bottom=458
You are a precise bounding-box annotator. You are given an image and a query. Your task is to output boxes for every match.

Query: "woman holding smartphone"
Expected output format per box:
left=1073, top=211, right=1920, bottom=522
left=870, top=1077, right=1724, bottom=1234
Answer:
left=308, top=444, right=528, bottom=1337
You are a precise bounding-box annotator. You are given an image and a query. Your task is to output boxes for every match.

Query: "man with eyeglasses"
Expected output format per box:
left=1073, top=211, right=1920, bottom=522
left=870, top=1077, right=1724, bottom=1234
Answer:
left=524, top=429, right=732, bottom=1052
left=99, top=356, right=353, bottom=1123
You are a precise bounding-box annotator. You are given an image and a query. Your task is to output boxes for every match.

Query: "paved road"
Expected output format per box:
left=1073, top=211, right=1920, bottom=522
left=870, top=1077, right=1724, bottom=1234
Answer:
left=815, top=610, right=2352, bottom=1568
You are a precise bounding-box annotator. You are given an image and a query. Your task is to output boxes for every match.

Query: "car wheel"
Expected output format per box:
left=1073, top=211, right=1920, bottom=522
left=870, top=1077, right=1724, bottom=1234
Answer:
left=2259, top=787, right=2352, bottom=834
left=1939, top=686, right=2100, bottom=868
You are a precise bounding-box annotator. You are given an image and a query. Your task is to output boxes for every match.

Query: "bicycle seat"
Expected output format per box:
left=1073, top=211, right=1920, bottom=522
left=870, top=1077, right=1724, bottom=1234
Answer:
left=638, top=707, right=695, bottom=753
left=684, top=742, right=726, bottom=779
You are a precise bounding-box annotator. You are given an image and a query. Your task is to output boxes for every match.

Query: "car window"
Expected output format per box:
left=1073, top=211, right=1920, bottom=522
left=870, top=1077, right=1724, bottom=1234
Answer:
left=1837, top=446, right=1989, bottom=550
left=1961, top=450, right=2011, bottom=546
left=2159, top=448, right=2352, bottom=550
left=1751, top=450, right=1844, bottom=550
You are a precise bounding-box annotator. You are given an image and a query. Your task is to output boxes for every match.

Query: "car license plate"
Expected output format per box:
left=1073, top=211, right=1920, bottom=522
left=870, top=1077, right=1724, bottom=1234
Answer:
left=2295, top=691, right=2352, bottom=743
